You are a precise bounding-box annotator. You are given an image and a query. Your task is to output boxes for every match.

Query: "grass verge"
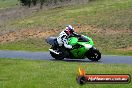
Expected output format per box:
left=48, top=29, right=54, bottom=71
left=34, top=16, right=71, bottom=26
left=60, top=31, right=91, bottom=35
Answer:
left=0, top=58, right=132, bottom=88
left=0, top=38, right=49, bottom=52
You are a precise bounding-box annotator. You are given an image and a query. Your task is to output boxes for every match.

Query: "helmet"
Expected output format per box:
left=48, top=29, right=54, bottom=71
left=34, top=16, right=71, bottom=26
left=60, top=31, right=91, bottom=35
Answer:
left=65, top=25, right=74, bottom=35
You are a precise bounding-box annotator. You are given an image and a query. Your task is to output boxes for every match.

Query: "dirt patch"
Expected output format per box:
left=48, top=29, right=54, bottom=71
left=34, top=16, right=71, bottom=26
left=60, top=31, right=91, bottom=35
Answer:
left=0, top=28, right=60, bottom=43
left=116, top=46, right=132, bottom=51
left=0, top=25, right=131, bottom=43
left=74, top=25, right=132, bottom=35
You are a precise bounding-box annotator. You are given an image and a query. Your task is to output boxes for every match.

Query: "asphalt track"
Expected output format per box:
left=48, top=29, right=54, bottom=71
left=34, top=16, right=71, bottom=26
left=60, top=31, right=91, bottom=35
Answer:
left=0, top=50, right=132, bottom=64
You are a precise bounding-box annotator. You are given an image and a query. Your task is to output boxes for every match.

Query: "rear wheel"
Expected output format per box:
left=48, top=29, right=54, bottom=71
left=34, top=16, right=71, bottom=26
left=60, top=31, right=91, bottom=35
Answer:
left=86, top=48, right=101, bottom=61
left=50, top=51, right=64, bottom=60
left=50, top=46, right=64, bottom=60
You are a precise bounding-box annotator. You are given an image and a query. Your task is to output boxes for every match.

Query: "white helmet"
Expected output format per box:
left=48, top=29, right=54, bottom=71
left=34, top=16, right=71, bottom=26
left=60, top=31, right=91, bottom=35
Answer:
left=65, top=25, right=74, bottom=35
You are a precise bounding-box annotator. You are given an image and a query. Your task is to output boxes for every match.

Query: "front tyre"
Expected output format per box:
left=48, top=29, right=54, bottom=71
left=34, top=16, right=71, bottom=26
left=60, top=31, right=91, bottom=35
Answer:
left=86, top=48, right=101, bottom=61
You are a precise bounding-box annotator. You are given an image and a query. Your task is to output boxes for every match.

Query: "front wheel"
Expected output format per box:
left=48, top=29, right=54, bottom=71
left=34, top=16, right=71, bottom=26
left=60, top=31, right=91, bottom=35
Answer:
left=86, top=48, right=101, bottom=61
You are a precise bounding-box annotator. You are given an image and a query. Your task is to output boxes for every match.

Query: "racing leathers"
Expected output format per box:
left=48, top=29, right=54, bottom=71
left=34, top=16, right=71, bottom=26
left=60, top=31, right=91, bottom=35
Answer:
left=57, top=30, right=81, bottom=49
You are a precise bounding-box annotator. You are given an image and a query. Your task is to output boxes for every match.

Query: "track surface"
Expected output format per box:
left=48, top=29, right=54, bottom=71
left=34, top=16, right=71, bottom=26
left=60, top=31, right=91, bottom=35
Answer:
left=0, top=50, right=132, bottom=64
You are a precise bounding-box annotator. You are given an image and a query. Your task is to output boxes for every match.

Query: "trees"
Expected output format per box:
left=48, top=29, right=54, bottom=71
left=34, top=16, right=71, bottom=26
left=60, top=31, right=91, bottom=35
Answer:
left=19, top=0, right=32, bottom=7
left=19, top=0, right=90, bottom=8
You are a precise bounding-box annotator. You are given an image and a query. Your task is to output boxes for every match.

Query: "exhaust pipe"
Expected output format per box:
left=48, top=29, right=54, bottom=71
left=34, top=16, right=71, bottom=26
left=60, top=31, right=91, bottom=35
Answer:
left=49, top=49, right=60, bottom=55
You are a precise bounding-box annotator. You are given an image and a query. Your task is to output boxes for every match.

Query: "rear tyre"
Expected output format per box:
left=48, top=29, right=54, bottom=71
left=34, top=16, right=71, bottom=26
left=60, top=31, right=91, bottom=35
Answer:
left=50, top=51, right=64, bottom=60
left=86, top=48, right=101, bottom=61
left=50, top=46, right=64, bottom=60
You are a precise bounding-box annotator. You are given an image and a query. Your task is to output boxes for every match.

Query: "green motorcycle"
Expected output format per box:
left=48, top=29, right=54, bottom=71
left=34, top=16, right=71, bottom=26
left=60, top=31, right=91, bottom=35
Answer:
left=46, top=35, right=101, bottom=61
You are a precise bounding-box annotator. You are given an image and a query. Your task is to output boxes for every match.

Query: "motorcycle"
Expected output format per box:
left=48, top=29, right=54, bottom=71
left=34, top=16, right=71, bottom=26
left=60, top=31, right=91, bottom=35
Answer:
left=46, top=35, right=101, bottom=61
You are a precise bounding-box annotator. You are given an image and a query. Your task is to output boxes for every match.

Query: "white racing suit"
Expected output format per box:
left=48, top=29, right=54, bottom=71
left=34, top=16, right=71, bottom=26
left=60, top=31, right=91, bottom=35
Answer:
left=57, top=30, right=81, bottom=49
left=57, top=31, right=72, bottom=49
left=56, top=30, right=81, bottom=57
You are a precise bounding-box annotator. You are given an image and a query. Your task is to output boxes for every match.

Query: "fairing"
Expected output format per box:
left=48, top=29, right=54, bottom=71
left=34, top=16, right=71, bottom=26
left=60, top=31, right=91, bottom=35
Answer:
left=68, top=36, right=94, bottom=58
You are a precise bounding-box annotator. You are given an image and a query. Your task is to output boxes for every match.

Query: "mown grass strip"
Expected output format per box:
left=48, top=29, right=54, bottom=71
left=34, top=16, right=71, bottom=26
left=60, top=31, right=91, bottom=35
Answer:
left=0, top=58, right=132, bottom=88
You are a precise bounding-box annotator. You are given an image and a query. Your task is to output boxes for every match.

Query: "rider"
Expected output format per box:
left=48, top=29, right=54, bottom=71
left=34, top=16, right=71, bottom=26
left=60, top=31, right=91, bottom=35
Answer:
left=57, top=25, right=81, bottom=49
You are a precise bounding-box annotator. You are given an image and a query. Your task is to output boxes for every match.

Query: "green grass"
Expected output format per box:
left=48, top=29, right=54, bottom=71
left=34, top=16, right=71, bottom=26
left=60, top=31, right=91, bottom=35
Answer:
left=1, top=0, right=132, bottom=32
left=0, top=58, right=132, bottom=88
left=5, top=0, right=132, bottom=30
left=0, top=38, right=50, bottom=51
left=0, top=0, right=18, bottom=9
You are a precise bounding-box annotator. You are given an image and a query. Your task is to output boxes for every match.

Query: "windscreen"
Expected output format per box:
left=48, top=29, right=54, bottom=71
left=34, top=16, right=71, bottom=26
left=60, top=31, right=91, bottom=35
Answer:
left=78, top=36, right=89, bottom=42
